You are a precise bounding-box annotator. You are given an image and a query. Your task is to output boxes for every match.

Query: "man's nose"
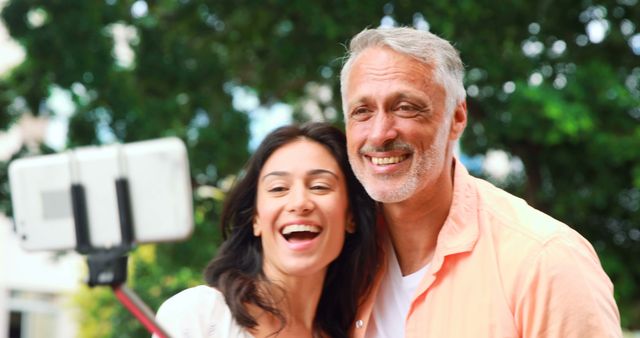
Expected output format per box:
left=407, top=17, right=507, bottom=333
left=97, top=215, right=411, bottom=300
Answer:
left=368, top=112, right=398, bottom=147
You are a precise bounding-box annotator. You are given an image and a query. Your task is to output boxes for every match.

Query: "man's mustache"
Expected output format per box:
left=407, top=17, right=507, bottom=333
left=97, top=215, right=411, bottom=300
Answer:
left=359, top=141, right=413, bottom=154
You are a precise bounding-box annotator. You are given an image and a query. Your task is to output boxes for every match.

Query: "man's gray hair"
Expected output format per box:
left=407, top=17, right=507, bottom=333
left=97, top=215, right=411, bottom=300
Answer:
left=340, top=27, right=466, bottom=116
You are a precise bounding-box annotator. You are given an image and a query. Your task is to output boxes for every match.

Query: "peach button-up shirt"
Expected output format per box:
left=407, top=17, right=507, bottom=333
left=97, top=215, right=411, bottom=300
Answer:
left=352, top=160, right=622, bottom=338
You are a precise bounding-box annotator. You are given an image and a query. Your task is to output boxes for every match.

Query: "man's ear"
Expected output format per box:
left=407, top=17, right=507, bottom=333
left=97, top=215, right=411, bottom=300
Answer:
left=449, top=100, right=467, bottom=141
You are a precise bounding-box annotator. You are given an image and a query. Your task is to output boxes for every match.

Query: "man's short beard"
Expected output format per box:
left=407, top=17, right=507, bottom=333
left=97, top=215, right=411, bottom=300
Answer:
left=358, top=167, right=421, bottom=203
left=350, top=145, right=437, bottom=204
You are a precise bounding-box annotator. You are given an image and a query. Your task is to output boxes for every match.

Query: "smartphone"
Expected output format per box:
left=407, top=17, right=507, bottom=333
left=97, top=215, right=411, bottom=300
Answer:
left=8, top=137, right=194, bottom=252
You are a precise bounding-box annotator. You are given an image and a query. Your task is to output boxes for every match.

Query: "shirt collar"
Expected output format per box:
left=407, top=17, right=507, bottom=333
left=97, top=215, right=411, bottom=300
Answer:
left=429, top=158, right=480, bottom=274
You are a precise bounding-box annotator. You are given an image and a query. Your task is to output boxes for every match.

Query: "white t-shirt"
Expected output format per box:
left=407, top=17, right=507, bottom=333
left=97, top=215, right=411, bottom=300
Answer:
left=365, top=243, right=430, bottom=338
left=154, top=285, right=254, bottom=338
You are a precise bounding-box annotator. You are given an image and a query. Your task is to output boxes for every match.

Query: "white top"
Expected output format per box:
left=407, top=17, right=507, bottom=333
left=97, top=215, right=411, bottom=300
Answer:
left=154, top=285, right=254, bottom=338
left=365, top=242, right=430, bottom=338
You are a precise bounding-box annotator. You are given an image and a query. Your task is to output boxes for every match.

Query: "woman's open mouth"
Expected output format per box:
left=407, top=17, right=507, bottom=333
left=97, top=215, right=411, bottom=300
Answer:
left=281, top=224, right=321, bottom=243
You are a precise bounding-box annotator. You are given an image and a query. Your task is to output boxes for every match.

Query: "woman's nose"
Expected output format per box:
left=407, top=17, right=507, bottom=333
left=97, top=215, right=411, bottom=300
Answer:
left=286, top=186, right=313, bottom=214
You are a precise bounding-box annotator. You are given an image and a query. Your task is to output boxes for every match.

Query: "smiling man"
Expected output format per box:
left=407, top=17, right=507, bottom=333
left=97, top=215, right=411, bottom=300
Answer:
left=341, top=27, right=622, bottom=338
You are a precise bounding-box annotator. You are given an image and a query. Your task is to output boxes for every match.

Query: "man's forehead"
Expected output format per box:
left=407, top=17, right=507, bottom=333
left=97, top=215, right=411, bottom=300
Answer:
left=346, top=51, right=439, bottom=97
left=348, top=48, right=435, bottom=86
left=353, top=46, right=435, bottom=71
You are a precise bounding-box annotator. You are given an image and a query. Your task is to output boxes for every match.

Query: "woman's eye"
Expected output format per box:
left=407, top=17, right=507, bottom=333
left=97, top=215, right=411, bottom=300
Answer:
left=268, top=186, right=288, bottom=193
left=310, top=184, right=331, bottom=192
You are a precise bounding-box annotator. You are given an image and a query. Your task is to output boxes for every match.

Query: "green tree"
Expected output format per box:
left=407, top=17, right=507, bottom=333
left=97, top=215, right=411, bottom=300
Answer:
left=1, top=0, right=638, bottom=335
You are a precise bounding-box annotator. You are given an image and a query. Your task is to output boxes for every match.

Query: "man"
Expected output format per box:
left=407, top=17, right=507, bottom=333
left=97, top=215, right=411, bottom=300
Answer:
left=341, top=27, right=621, bottom=338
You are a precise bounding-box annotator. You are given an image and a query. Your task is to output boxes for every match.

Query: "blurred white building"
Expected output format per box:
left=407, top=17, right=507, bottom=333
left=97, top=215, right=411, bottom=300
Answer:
left=0, top=214, right=82, bottom=338
left=0, top=105, right=82, bottom=337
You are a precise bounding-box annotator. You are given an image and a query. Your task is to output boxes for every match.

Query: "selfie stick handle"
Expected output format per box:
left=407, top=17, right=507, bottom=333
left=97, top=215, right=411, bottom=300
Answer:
left=70, top=176, right=170, bottom=337
left=113, top=284, right=170, bottom=338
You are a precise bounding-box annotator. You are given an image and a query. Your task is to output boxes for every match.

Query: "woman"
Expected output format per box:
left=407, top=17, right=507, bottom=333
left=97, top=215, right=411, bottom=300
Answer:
left=156, top=123, right=379, bottom=338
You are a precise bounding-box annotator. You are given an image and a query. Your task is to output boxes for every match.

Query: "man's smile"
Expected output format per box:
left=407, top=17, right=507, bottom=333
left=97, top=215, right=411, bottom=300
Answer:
left=368, top=155, right=409, bottom=166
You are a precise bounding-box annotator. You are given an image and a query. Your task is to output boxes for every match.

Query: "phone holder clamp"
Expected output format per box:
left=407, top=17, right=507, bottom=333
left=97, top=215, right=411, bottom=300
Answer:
left=70, top=177, right=168, bottom=337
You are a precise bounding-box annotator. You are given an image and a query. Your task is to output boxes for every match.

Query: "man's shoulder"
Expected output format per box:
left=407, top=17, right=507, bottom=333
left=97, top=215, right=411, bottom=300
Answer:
left=467, top=175, right=606, bottom=285
left=470, top=175, right=572, bottom=245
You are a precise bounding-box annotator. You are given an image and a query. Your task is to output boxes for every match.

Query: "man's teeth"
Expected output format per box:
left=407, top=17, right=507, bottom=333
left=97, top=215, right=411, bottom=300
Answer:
left=282, top=224, right=321, bottom=235
left=371, top=156, right=406, bottom=165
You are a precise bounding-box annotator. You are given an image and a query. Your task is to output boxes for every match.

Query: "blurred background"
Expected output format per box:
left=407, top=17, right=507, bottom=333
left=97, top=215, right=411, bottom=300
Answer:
left=0, top=0, right=638, bottom=337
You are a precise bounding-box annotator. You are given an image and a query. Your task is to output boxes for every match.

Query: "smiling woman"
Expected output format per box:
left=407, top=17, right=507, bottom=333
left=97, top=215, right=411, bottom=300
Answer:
left=254, top=138, right=351, bottom=281
left=154, top=122, right=380, bottom=338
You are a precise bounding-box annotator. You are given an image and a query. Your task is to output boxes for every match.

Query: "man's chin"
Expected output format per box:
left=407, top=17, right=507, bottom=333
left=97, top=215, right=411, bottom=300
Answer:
left=364, top=185, right=412, bottom=204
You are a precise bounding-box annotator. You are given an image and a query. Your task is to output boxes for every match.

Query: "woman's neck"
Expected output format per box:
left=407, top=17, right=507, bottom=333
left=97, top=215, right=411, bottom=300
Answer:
left=249, top=271, right=326, bottom=338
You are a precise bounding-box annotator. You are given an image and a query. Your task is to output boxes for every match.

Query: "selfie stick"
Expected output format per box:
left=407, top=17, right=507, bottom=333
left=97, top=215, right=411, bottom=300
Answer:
left=70, top=173, right=170, bottom=338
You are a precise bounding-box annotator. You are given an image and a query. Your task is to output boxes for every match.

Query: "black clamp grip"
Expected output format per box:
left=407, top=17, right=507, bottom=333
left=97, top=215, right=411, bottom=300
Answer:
left=70, top=177, right=136, bottom=286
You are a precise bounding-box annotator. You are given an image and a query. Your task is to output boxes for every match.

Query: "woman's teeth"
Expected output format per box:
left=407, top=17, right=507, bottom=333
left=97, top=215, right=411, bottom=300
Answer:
left=282, top=224, right=320, bottom=235
left=281, top=224, right=321, bottom=241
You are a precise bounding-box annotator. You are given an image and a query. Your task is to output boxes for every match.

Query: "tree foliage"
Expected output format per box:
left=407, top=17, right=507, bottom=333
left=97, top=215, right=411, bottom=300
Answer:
left=1, top=0, right=639, bottom=335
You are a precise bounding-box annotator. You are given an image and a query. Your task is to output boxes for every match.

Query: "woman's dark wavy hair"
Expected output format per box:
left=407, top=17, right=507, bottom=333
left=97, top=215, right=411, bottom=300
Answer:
left=204, top=122, right=379, bottom=338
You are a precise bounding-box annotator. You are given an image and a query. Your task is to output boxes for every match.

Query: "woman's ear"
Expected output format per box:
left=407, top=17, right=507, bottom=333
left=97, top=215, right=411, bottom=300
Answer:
left=346, top=215, right=356, bottom=234
left=253, top=218, right=262, bottom=237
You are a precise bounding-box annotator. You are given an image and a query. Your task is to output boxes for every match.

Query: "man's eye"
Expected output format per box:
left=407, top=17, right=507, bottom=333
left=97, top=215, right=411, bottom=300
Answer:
left=394, top=104, right=422, bottom=117
left=396, top=104, right=417, bottom=111
left=350, top=107, right=372, bottom=121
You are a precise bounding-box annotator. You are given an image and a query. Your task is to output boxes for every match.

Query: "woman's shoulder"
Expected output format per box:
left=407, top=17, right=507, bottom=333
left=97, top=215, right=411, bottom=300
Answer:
left=156, top=285, right=252, bottom=338
left=158, top=285, right=226, bottom=313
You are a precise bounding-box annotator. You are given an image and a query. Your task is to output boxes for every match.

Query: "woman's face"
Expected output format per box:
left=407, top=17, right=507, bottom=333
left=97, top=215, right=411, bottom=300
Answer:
left=254, top=138, right=351, bottom=280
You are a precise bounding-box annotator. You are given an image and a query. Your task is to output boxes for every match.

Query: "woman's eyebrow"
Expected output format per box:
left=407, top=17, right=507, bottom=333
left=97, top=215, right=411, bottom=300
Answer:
left=261, top=169, right=339, bottom=181
left=261, top=171, right=289, bottom=182
left=307, top=169, right=338, bottom=179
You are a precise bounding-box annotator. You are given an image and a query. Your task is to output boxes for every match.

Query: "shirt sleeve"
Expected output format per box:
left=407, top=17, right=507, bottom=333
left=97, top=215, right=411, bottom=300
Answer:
left=514, top=233, right=622, bottom=338
left=154, top=288, right=202, bottom=338
left=153, top=286, right=223, bottom=338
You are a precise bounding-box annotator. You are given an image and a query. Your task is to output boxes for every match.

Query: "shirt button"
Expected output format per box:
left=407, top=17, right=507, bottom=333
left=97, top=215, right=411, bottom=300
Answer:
left=355, top=320, right=364, bottom=328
